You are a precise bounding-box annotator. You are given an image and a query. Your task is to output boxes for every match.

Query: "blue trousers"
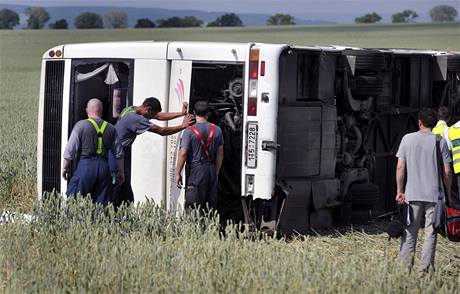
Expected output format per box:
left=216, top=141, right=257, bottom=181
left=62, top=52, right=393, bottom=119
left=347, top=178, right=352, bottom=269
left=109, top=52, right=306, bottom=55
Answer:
left=66, top=157, right=112, bottom=205
left=185, top=162, right=218, bottom=211
left=108, top=148, right=133, bottom=207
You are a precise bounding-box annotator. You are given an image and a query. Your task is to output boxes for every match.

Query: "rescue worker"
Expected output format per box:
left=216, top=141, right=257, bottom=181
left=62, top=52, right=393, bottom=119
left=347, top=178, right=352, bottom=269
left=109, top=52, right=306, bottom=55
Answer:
left=395, top=108, right=452, bottom=278
left=62, top=98, right=125, bottom=204
left=113, top=97, right=195, bottom=206
left=432, top=106, right=450, bottom=138
left=175, top=101, right=224, bottom=212
left=445, top=117, right=460, bottom=201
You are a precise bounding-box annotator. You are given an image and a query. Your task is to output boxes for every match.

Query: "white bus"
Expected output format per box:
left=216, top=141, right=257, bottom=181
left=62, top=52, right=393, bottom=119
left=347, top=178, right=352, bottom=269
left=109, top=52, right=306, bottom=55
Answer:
left=38, top=41, right=460, bottom=233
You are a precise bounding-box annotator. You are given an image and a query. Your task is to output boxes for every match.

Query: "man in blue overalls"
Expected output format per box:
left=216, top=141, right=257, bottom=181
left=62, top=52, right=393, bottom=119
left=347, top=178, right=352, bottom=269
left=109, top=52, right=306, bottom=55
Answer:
left=176, top=101, right=224, bottom=211
left=62, top=98, right=125, bottom=204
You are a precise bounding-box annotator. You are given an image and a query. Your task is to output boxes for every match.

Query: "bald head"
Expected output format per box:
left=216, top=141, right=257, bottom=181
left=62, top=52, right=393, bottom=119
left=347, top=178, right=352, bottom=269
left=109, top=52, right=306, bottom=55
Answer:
left=86, top=98, right=103, bottom=118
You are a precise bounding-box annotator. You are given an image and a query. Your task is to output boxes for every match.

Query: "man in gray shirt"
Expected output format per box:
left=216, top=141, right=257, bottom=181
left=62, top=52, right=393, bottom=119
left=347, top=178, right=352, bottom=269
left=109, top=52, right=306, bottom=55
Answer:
left=176, top=101, right=224, bottom=211
left=113, top=97, right=195, bottom=206
left=396, top=108, right=452, bottom=277
left=63, top=98, right=124, bottom=204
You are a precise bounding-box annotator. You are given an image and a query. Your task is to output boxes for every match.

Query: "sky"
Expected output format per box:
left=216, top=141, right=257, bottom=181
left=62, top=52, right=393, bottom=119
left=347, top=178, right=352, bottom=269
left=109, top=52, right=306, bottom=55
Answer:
left=1, top=0, right=459, bottom=22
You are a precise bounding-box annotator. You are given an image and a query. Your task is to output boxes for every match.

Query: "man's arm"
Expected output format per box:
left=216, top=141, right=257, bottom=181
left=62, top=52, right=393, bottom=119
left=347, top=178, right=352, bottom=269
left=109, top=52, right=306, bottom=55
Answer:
left=396, top=159, right=406, bottom=204
left=215, top=145, right=224, bottom=176
left=154, top=102, right=188, bottom=121
left=116, top=159, right=125, bottom=185
left=149, top=114, right=195, bottom=136
left=176, top=148, right=188, bottom=188
left=443, top=163, right=453, bottom=202
left=62, top=125, right=81, bottom=180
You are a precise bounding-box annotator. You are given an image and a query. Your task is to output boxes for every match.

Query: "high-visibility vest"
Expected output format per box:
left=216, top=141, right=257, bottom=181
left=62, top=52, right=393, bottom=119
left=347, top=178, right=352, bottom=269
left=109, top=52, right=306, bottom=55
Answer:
left=87, top=118, right=108, bottom=156
left=433, top=121, right=447, bottom=138
left=119, top=106, right=136, bottom=120
left=448, top=125, right=460, bottom=174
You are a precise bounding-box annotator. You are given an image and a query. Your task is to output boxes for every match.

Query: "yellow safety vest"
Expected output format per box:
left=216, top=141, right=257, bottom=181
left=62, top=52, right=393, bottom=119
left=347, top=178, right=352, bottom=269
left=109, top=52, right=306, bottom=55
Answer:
left=119, top=106, right=136, bottom=120
left=87, top=118, right=108, bottom=156
left=448, top=125, right=460, bottom=174
left=433, top=121, right=447, bottom=138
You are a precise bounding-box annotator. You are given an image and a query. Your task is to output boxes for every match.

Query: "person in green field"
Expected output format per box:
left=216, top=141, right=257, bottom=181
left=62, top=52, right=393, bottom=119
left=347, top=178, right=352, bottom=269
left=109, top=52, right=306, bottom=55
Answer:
left=63, top=98, right=125, bottom=205
left=112, top=97, right=195, bottom=206
left=395, top=108, right=452, bottom=278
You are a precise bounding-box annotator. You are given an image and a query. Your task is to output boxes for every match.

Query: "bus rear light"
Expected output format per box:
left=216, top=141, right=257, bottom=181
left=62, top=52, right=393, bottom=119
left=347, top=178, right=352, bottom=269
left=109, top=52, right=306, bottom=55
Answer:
left=249, top=61, right=259, bottom=80
left=55, top=50, right=62, bottom=58
left=260, top=61, right=265, bottom=76
left=247, top=97, right=257, bottom=116
left=250, top=49, right=260, bottom=61
left=249, top=80, right=258, bottom=97
left=48, top=50, right=55, bottom=57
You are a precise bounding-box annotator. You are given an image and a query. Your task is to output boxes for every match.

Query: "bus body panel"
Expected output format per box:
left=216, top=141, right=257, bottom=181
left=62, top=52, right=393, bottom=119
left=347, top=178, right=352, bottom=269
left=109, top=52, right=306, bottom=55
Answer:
left=166, top=60, right=192, bottom=212
left=62, top=42, right=169, bottom=60
left=59, top=59, right=72, bottom=194
left=167, top=42, right=248, bottom=62
left=130, top=59, right=171, bottom=205
left=241, top=44, right=286, bottom=200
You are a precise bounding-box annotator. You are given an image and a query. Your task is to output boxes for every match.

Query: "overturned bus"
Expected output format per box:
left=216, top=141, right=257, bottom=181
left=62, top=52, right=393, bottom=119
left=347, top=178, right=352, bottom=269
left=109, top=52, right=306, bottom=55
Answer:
left=37, top=41, right=460, bottom=234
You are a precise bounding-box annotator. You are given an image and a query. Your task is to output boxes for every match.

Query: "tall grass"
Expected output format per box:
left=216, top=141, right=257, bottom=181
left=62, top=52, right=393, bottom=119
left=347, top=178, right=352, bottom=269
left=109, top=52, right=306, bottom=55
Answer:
left=1, top=197, right=459, bottom=293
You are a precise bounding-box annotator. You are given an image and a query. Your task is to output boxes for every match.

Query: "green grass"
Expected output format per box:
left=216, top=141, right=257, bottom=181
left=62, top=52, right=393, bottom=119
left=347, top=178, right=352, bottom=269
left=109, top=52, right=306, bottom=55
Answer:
left=1, top=198, right=459, bottom=293
left=1, top=23, right=460, bottom=293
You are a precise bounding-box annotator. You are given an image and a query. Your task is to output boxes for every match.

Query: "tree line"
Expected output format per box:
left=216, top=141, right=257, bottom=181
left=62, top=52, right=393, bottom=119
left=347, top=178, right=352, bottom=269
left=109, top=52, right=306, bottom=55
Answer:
left=355, top=5, right=457, bottom=24
left=0, top=5, right=458, bottom=30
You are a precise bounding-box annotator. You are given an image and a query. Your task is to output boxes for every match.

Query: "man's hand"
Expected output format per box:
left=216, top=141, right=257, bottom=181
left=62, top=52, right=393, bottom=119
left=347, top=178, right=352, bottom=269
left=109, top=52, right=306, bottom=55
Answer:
left=176, top=173, right=183, bottom=189
left=182, top=114, right=195, bottom=128
left=62, top=167, right=71, bottom=181
left=181, top=102, right=189, bottom=115
left=396, top=192, right=406, bottom=205
left=62, top=159, right=72, bottom=181
left=116, top=171, right=125, bottom=186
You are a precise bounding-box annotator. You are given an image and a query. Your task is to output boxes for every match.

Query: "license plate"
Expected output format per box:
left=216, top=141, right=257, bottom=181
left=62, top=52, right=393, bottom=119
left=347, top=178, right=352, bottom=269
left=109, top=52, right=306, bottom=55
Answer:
left=246, top=123, right=258, bottom=168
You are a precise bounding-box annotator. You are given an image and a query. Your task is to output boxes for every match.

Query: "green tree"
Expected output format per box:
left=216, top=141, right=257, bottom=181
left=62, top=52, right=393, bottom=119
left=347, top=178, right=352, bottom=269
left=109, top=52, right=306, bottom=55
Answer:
left=355, top=12, right=382, bottom=24
left=74, top=12, right=103, bottom=29
left=134, top=18, right=156, bottom=28
left=0, top=8, right=19, bottom=29
left=182, top=16, right=203, bottom=27
left=49, top=19, right=68, bottom=29
left=157, top=17, right=184, bottom=27
left=25, top=7, right=50, bottom=29
left=157, top=16, right=203, bottom=28
left=267, top=13, right=296, bottom=25
left=104, top=10, right=128, bottom=29
left=429, top=5, right=458, bottom=22
left=392, top=10, right=418, bottom=23
left=208, top=13, right=243, bottom=27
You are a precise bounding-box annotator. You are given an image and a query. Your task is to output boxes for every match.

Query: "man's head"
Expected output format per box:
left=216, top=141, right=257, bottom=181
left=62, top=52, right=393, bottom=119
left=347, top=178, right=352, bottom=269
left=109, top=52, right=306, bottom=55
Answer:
left=193, top=101, right=210, bottom=118
left=140, top=97, right=162, bottom=119
left=418, top=108, right=437, bottom=130
left=86, top=98, right=103, bottom=118
left=437, top=106, right=450, bottom=122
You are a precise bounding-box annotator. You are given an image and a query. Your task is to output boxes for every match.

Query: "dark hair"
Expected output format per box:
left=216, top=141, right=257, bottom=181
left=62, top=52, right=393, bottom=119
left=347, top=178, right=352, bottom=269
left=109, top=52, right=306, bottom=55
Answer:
left=194, top=101, right=209, bottom=116
left=418, top=108, right=437, bottom=129
left=437, top=106, right=450, bottom=121
left=142, top=97, right=162, bottom=113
